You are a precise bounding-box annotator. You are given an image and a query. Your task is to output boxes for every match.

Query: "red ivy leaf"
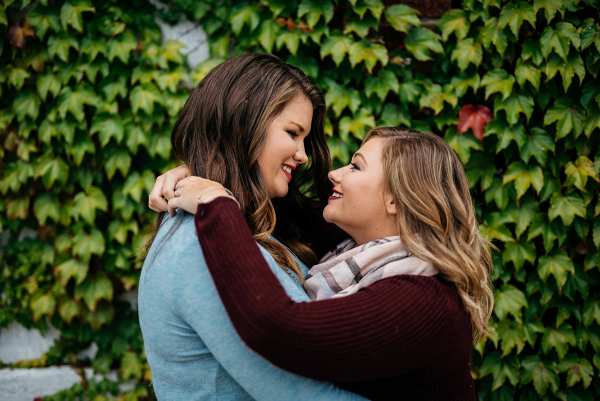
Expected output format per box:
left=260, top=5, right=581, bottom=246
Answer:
left=457, top=105, right=493, bottom=141
left=9, top=18, right=35, bottom=49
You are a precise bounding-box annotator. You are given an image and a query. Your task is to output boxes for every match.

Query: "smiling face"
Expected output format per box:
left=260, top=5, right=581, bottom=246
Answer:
left=257, top=94, right=313, bottom=199
left=323, top=137, right=398, bottom=245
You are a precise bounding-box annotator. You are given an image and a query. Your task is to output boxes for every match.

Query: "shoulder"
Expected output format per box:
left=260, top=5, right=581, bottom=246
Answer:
left=364, top=275, right=462, bottom=323
left=157, top=212, right=199, bottom=246
left=147, top=212, right=277, bottom=274
left=367, top=275, right=450, bottom=299
left=370, top=276, right=470, bottom=349
left=143, top=212, right=205, bottom=273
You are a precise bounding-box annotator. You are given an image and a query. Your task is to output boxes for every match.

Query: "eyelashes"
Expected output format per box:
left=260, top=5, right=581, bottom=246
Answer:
left=286, top=130, right=299, bottom=137
left=350, top=162, right=360, bottom=170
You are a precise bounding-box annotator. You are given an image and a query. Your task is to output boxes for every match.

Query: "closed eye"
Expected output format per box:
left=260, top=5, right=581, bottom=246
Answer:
left=286, top=130, right=299, bottom=137
left=350, top=162, right=360, bottom=170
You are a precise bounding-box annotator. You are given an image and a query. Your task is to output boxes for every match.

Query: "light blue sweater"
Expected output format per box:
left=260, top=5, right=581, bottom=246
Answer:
left=138, top=212, right=365, bottom=401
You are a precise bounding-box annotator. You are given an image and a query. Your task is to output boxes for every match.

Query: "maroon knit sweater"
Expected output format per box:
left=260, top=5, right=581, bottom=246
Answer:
left=195, top=198, right=476, bottom=401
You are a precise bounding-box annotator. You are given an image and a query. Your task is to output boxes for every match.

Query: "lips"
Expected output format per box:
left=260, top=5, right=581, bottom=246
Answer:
left=281, top=164, right=295, bottom=181
left=328, top=188, right=343, bottom=201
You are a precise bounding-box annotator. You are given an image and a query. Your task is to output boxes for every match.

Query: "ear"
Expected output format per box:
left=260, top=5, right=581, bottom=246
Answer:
left=384, top=192, right=397, bottom=215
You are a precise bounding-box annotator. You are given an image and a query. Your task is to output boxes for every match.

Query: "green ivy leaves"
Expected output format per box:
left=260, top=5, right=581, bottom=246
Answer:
left=521, top=356, right=560, bottom=395
left=548, top=193, right=586, bottom=226
left=348, top=40, right=388, bottom=73
left=538, top=250, right=575, bottom=288
left=540, top=22, right=580, bottom=61
left=385, top=4, right=420, bottom=34
left=33, top=153, right=69, bottom=188
left=229, top=4, right=260, bottom=36
left=74, top=273, right=113, bottom=312
left=481, top=69, right=515, bottom=100
left=13, top=91, right=41, bottom=121
left=437, top=1, right=599, bottom=397
left=405, top=28, right=443, bottom=61
left=2, top=1, right=600, bottom=399
left=495, top=285, right=528, bottom=323
left=503, top=162, right=544, bottom=199
left=498, top=2, right=536, bottom=39
left=321, top=32, right=354, bottom=66
left=565, top=156, right=599, bottom=192
left=72, top=186, right=108, bottom=224
left=58, top=85, right=99, bottom=121
left=558, top=354, right=594, bottom=389
left=60, top=0, right=95, bottom=33
left=130, top=84, right=161, bottom=115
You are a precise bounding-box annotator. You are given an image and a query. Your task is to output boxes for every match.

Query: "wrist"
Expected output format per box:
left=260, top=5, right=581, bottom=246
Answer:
left=199, top=189, right=230, bottom=203
left=196, top=186, right=241, bottom=210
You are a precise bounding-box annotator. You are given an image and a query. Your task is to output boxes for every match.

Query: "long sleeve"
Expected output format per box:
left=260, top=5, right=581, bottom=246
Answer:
left=195, top=198, right=456, bottom=383
left=139, top=213, right=366, bottom=401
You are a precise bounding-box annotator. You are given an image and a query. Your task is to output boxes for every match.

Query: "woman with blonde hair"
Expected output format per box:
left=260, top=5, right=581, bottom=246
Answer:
left=166, top=127, right=494, bottom=400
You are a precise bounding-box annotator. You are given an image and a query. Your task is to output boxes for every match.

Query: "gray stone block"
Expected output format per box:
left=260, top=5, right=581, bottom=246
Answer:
left=0, top=366, right=82, bottom=401
left=0, top=322, right=60, bottom=364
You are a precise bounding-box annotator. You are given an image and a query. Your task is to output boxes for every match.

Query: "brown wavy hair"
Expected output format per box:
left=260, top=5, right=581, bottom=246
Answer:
left=147, top=53, right=330, bottom=278
left=363, top=127, right=494, bottom=342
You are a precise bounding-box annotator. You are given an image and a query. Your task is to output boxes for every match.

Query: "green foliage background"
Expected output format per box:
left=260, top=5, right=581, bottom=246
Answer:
left=1, top=0, right=599, bottom=399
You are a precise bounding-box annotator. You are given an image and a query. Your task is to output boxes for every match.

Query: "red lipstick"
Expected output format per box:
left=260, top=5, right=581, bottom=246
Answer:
left=328, top=188, right=342, bottom=201
left=282, top=164, right=295, bottom=181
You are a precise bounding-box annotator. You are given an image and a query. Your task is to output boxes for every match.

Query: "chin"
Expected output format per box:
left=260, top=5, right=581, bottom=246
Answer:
left=322, top=205, right=334, bottom=223
left=274, top=186, right=289, bottom=198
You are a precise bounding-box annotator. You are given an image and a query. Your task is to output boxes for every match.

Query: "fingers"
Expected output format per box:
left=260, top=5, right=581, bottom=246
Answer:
left=148, top=201, right=162, bottom=213
left=167, top=197, right=179, bottom=217
left=149, top=175, right=168, bottom=212
left=157, top=175, right=229, bottom=216
left=175, top=176, right=200, bottom=188
left=162, top=165, right=191, bottom=200
left=162, top=174, right=177, bottom=201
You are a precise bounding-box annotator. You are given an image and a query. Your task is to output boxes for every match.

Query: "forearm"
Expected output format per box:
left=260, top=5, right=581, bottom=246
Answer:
left=195, top=198, right=447, bottom=382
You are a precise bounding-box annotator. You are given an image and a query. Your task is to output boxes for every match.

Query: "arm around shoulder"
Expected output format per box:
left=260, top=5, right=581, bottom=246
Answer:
left=195, top=199, right=452, bottom=382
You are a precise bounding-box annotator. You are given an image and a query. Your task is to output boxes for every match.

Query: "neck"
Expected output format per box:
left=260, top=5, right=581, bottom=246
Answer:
left=350, top=221, right=398, bottom=246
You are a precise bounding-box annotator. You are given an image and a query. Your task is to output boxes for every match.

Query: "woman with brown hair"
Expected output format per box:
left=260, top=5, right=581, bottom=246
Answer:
left=139, top=53, right=365, bottom=400
left=164, top=127, right=494, bottom=400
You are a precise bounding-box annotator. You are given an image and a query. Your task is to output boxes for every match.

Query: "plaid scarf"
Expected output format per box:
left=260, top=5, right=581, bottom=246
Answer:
left=304, top=236, right=438, bottom=301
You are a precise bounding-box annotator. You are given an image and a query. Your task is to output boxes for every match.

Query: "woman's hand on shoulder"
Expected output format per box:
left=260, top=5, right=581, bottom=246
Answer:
left=167, top=176, right=230, bottom=216
left=148, top=165, right=191, bottom=212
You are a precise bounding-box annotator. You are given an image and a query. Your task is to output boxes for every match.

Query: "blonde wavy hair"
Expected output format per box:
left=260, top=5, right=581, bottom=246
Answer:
left=364, top=127, right=494, bottom=342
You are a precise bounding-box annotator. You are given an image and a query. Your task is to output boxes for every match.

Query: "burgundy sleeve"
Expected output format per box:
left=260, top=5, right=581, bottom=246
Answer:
left=195, top=197, right=450, bottom=382
left=298, top=203, right=349, bottom=259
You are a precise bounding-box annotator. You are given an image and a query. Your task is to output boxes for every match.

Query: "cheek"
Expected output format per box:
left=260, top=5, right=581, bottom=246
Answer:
left=346, top=179, right=377, bottom=209
left=258, top=141, right=279, bottom=173
left=282, top=139, right=296, bottom=158
left=256, top=156, right=269, bottom=179
left=261, top=138, right=296, bottom=171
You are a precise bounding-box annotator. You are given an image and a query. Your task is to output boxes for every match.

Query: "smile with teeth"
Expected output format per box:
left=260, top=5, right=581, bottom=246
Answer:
left=281, top=165, right=294, bottom=181
left=329, top=190, right=343, bottom=200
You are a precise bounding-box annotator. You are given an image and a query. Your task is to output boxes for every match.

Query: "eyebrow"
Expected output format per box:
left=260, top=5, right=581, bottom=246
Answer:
left=354, top=152, right=368, bottom=166
left=289, top=120, right=305, bottom=132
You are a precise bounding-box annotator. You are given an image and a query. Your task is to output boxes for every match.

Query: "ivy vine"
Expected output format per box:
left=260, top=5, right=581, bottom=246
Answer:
left=1, top=0, right=599, bottom=400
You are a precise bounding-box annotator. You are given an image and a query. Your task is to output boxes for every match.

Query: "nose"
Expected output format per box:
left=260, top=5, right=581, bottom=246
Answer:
left=293, top=141, right=308, bottom=165
left=328, top=167, right=343, bottom=185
